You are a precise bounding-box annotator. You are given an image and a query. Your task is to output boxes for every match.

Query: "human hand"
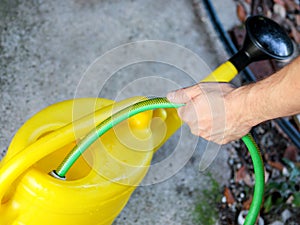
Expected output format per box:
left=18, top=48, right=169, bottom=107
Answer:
left=167, top=83, right=254, bottom=144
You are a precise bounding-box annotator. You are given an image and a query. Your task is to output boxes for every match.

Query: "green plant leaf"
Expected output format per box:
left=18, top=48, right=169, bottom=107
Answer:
left=292, top=192, right=300, bottom=207
left=264, top=195, right=273, bottom=213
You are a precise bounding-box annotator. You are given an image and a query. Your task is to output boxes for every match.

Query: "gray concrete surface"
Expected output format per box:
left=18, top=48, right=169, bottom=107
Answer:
left=0, top=0, right=235, bottom=224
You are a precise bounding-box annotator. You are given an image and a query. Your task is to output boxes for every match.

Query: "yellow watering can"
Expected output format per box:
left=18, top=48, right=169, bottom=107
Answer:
left=0, top=16, right=293, bottom=225
left=0, top=96, right=182, bottom=225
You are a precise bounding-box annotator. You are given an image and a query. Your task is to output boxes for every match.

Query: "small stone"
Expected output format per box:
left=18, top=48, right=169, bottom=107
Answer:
left=281, top=209, right=292, bottom=223
left=237, top=210, right=264, bottom=225
left=239, top=192, right=245, bottom=199
left=255, top=126, right=265, bottom=135
left=221, top=196, right=227, bottom=204
left=282, top=167, right=290, bottom=177
left=228, top=158, right=234, bottom=166
left=264, top=169, right=270, bottom=183
left=236, top=162, right=242, bottom=169
left=230, top=203, right=237, bottom=212
left=286, top=195, right=294, bottom=204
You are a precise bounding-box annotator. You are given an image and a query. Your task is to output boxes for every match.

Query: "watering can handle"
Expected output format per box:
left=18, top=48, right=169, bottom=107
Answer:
left=0, top=97, right=146, bottom=204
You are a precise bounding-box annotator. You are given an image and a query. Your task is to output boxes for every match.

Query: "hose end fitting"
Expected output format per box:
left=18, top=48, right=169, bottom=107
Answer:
left=49, top=170, right=66, bottom=180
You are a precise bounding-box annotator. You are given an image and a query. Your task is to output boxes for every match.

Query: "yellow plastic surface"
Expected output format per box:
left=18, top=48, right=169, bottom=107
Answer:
left=0, top=97, right=181, bottom=225
left=201, top=61, right=238, bottom=82
left=0, top=60, right=239, bottom=225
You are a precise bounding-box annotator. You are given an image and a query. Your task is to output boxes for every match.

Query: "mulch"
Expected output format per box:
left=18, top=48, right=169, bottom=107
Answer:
left=219, top=0, right=300, bottom=224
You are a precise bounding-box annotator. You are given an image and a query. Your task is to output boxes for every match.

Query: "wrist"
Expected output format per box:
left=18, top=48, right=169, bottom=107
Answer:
left=245, top=83, right=268, bottom=126
left=227, top=84, right=265, bottom=128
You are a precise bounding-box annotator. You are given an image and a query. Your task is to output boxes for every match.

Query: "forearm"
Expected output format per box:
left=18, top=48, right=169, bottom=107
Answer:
left=167, top=56, right=300, bottom=144
left=231, top=56, right=300, bottom=127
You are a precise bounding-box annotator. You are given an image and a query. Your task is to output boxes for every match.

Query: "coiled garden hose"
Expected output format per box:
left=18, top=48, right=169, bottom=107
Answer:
left=53, top=97, right=264, bottom=225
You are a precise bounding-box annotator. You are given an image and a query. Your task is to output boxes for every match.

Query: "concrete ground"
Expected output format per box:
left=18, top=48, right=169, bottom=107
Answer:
left=0, top=0, right=238, bottom=224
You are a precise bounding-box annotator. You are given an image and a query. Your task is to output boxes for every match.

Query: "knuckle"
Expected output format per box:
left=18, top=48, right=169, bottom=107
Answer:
left=177, top=107, right=186, bottom=120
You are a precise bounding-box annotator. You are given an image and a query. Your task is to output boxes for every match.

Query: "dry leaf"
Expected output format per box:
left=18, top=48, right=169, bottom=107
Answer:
left=291, top=26, right=300, bottom=44
left=224, top=187, right=235, bottom=205
left=285, top=0, right=300, bottom=11
left=268, top=160, right=284, bottom=171
left=235, top=165, right=253, bottom=186
left=296, top=15, right=300, bottom=27
left=243, top=196, right=253, bottom=210
left=237, top=3, right=247, bottom=23
left=235, top=165, right=246, bottom=183
left=283, top=145, right=298, bottom=162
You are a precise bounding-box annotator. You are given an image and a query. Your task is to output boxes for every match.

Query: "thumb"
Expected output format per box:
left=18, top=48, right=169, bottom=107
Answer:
left=167, top=85, right=201, bottom=104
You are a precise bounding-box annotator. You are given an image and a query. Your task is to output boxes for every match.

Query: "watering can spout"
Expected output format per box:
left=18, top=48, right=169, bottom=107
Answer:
left=229, top=15, right=293, bottom=72
left=0, top=97, right=182, bottom=225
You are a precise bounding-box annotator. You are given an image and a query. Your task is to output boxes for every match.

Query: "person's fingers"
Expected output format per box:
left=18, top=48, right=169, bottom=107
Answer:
left=167, top=83, right=234, bottom=104
left=168, top=82, right=244, bottom=145
left=167, top=84, right=202, bottom=104
left=176, top=98, right=198, bottom=121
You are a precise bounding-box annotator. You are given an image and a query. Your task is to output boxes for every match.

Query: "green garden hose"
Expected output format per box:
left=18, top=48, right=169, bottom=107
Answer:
left=241, top=134, right=264, bottom=225
left=55, top=97, right=184, bottom=177
left=54, top=97, right=264, bottom=225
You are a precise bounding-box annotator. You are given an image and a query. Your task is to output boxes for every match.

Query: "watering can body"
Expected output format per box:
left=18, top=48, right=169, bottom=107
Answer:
left=0, top=97, right=181, bottom=225
left=0, top=62, right=237, bottom=225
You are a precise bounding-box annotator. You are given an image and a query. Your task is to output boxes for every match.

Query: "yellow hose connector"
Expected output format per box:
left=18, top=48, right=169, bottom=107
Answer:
left=201, top=61, right=238, bottom=82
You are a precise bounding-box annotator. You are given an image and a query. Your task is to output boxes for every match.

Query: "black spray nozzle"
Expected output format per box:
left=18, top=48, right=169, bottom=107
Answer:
left=230, top=15, right=294, bottom=72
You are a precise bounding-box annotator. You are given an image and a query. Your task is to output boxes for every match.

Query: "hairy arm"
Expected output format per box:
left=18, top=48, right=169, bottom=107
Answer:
left=246, top=56, right=300, bottom=124
left=167, top=56, right=300, bottom=144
